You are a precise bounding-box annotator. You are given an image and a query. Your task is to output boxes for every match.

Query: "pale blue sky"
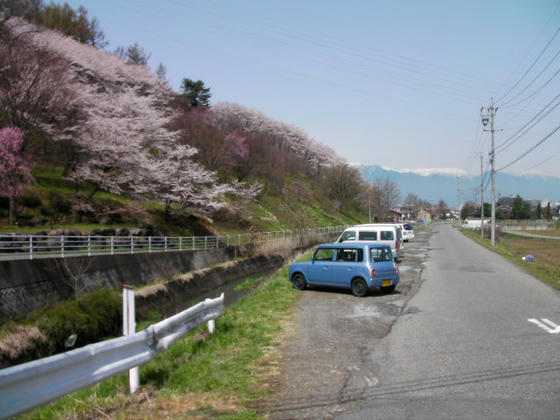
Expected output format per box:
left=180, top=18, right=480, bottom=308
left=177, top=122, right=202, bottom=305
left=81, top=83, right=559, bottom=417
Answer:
left=58, top=0, right=560, bottom=177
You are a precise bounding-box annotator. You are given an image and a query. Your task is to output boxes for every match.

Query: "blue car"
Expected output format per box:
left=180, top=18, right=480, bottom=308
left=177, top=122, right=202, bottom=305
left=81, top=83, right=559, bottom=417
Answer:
left=289, top=242, right=400, bottom=297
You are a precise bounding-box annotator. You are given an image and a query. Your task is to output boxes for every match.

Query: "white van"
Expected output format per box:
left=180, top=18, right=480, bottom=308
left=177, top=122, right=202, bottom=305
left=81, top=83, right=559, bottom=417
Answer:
left=336, top=224, right=404, bottom=262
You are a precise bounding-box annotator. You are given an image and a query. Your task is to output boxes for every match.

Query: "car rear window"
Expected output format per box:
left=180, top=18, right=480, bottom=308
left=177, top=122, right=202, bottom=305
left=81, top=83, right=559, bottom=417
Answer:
left=371, top=247, right=393, bottom=262
left=314, top=248, right=335, bottom=261
left=358, top=231, right=377, bottom=240
left=380, top=231, right=394, bottom=240
left=336, top=248, right=363, bottom=262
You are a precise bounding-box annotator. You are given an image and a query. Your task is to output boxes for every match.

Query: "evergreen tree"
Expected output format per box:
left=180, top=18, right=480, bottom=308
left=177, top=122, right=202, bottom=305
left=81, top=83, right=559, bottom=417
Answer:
left=535, top=202, right=542, bottom=219
left=545, top=203, right=552, bottom=220
left=511, top=195, right=530, bottom=219
left=176, top=78, right=211, bottom=109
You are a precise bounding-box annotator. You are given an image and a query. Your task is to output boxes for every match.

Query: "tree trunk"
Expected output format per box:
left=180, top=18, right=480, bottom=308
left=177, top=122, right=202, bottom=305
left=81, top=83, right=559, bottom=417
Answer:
left=8, top=196, right=16, bottom=225
left=88, top=183, right=100, bottom=199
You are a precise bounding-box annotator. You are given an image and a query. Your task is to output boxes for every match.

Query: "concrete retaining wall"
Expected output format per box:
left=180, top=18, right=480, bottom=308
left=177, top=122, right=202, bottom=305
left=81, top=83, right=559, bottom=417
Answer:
left=0, top=248, right=234, bottom=323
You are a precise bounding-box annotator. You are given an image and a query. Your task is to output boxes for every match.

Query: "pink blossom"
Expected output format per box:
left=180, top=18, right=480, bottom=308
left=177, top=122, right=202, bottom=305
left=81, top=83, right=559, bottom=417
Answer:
left=0, top=127, right=34, bottom=198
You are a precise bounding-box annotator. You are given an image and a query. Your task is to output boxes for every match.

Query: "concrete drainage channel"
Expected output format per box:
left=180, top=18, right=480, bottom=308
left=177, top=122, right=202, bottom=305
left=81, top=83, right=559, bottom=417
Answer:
left=257, top=227, right=434, bottom=420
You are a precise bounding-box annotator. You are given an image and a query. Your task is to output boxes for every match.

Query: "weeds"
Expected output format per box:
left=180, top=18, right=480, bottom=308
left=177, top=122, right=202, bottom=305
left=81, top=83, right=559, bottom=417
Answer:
left=20, top=265, right=299, bottom=419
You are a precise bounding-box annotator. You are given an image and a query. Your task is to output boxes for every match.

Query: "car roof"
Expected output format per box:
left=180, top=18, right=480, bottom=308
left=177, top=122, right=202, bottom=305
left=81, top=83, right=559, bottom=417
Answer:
left=318, top=242, right=391, bottom=249
left=345, top=225, right=400, bottom=231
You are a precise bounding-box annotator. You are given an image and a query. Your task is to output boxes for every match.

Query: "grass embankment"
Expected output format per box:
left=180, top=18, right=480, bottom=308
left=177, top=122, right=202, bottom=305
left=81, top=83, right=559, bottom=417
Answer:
left=461, top=229, right=560, bottom=292
left=1, top=167, right=364, bottom=235
left=20, top=256, right=309, bottom=419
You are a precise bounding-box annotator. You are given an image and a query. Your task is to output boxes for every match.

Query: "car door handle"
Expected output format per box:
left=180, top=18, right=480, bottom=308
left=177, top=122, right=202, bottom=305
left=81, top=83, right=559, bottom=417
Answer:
left=346, top=267, right=352, bottom=271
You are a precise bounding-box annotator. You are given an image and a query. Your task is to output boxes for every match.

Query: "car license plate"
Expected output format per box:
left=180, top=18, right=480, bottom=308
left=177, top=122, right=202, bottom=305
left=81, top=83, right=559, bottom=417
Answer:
left=382, top=279, right=391, bottom=287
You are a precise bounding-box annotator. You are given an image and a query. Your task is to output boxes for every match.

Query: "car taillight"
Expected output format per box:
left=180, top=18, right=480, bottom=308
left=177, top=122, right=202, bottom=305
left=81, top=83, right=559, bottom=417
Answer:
left=395, top=240, right=399, bottom=251
left=370, top=268, right=377, bottom=277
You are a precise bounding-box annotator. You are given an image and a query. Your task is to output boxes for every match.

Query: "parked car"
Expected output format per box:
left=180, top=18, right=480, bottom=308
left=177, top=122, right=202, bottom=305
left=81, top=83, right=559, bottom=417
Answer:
left=336, top=224, right=404, bottom=262
left=289, top=242, right=400, bottom=297
left=398, top=223, right=415, bottom=242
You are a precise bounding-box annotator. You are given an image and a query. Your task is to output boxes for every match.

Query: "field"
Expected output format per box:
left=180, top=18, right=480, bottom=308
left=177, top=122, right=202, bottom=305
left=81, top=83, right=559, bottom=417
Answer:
left=461, top=229, right=560, bottom=292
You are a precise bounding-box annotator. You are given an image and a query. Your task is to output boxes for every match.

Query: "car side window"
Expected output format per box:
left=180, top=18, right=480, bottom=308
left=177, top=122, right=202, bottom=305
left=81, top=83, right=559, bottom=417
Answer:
left=358, top=231, right=377, bottom=240
left=339, top=231, right=356, bottom=241
left=371, top=247, right=393, bottom=262
left=313, top=248, right=334, bottom=261
left=381, top=231, right=394, bottom=240
left=335, top=248, right=363, bottom=262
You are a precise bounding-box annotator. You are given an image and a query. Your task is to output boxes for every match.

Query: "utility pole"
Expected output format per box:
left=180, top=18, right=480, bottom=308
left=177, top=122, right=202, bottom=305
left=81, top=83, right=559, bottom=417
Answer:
left=480, top=154, right=484, bottom=239
left=481, top=98, right=497, bottom=246
left=456, top=175, right=461, bottom=224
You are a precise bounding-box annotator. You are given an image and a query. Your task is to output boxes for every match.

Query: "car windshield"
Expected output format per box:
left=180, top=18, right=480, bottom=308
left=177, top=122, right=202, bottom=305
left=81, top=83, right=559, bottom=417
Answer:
left=339, top=231, right=356, bottom=241
left=313, top=248, right=334, bottom=261
left=371, top=247, right=393, bottom=262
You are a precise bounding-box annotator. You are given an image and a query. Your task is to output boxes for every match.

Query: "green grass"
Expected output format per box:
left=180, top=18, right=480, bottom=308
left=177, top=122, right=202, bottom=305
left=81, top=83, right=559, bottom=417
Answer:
left=22, top=263, right=303, bottom=419
left=460, top=229, right=560, bottom=292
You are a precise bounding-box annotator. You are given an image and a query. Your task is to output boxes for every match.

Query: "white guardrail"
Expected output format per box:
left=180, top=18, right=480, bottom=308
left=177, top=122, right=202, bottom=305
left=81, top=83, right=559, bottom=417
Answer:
left=0, top=226, right=347, bottom=260
left=0, top=293, right=224, bottom=419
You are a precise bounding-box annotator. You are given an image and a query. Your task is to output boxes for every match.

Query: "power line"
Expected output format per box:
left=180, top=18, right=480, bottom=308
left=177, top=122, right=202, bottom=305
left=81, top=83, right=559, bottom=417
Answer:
left=522, top=150, right=560, bottom=172
left=497, top=123, right=560, bottom=171
left=499, top=49, right=560, bottom=107
left=500, top=66, right=560, bottom=110
left=495, top=91, right=560, bottom=153
left=496, top=24, right=560, bottom=103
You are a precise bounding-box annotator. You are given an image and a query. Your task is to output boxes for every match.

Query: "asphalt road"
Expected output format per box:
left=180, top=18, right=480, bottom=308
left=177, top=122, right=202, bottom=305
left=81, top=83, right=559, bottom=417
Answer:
left=261, top=224, right=560, bottom=419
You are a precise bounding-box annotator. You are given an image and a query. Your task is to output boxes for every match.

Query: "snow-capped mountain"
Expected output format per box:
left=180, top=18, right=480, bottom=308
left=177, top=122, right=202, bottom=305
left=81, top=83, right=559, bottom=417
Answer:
left=360, top=165, right=560, bottom=207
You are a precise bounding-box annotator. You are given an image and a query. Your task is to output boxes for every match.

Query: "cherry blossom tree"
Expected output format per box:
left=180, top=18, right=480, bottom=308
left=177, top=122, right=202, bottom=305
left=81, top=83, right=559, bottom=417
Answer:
left=0, top=18, right=82, bottom=137
left=1, top=18, right=259, bottom=215
left=0, top=127, right=34, bottom=224
left=212, top=102, right=345, bottom=176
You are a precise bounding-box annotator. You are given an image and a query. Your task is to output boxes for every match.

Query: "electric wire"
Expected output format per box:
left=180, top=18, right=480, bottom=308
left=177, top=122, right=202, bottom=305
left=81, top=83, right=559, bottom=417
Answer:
left=499, top=49, right=560, bottom=107
left=497, top=123, right=560, bottom=171
left=495, top=91, right=560, bottom=153
left=522, top=150, right=560, bottom=172
left=496, top=24, right=560, bottom=104
left=499, top=66, right=560, bottom=110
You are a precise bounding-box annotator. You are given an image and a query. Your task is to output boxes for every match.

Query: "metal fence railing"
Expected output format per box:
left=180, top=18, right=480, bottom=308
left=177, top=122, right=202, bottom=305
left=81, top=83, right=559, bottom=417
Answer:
left=0, top=226, right=347, bottom=260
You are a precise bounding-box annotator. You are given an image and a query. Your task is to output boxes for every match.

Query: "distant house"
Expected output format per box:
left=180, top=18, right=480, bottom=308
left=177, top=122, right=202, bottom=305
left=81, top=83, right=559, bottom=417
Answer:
left=497, top=196, right=515, bottom=217
left=417, top=208, right=433, bottom=221
left=389, top=209, right=403, bottom=222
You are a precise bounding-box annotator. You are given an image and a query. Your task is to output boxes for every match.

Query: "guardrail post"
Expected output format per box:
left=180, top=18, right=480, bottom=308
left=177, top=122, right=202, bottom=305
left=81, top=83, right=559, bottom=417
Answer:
left=179, top=237, right=183, bottom=251
left=87, top=235, right=91, bottom=257
left=130, top=236, right=134, bottom=254
left=206, top=298, right=216, bottom=334
left=122, top=285, right=139, bottom=394
left=61, top=235, right=65, bottom=258
left=204, top=236, right=208, bottom=249
left=148, top=236, right=152, bottom=253
left=111, top=236, right=114, bottom=255
left=164, top=237, right=168, bottom=252
left=29, top=236, right=33, bottom=260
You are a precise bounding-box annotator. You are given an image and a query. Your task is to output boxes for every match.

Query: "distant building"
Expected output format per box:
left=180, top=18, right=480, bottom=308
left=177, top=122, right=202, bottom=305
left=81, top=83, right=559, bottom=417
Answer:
left=417, top=208, right=433, bottom=221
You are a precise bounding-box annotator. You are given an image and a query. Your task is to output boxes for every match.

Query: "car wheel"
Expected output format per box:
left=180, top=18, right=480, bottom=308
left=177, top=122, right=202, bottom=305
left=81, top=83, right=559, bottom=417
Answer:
left=351, top=278, right=367, bottom=297
left=381, top=284, right=396, bottom=294
left=292, top=273, right=307, bottom=290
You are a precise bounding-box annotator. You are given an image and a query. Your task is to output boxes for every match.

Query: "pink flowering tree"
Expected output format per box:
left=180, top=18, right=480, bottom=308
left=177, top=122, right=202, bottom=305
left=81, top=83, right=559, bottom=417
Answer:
left=3, top=18, right=261, bottom=215
left=0, top=127, right=34, bottom=224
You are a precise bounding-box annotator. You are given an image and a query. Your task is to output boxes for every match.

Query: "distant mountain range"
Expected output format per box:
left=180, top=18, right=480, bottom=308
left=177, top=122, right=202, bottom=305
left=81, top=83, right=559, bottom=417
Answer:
left=359, top=165, right=560, bottom=208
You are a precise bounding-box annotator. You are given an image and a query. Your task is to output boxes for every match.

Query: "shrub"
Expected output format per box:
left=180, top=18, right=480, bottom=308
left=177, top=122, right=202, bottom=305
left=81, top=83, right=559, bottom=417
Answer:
left=21, top=193, right=42, bottom=208
left=46, top=191, right=71, bottom=214
left=32, top=289, right=122, bottom=354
